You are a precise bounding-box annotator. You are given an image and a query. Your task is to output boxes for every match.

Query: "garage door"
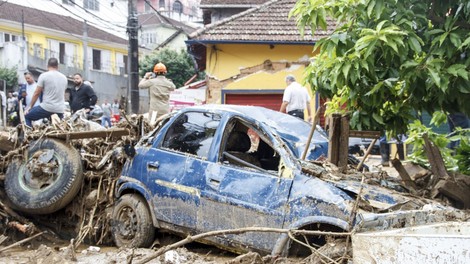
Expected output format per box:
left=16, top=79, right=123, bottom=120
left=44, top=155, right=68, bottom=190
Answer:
left=225, top=93, right=283, bottom=111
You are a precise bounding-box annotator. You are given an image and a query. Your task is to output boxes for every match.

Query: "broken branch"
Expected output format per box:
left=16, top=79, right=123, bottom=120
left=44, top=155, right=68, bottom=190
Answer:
left=0, top=231, right=45, bottom=253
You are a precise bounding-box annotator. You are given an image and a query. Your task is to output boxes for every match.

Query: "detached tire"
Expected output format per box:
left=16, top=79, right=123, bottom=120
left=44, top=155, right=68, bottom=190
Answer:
left=5, top=138, right=83, bottom=214
left=112, top=194, right=155, bottom=248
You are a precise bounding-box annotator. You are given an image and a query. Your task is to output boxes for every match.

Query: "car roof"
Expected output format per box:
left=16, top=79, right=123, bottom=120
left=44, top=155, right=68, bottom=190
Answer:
left=179, top=104, right=328, bottom=152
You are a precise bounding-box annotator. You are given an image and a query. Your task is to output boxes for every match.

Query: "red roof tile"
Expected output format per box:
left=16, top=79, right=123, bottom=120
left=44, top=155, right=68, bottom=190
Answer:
left=191, top=0, right=335, bottom=43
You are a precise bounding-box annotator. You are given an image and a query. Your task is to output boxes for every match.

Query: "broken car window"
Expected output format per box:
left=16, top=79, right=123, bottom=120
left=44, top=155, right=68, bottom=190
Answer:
left=162, top=112, right=220, bottom=158
left=222, top=120, right=280, bottom=172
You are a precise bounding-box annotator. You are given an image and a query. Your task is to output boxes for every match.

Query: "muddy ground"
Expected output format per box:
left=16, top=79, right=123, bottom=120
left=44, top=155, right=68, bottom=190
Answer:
left=0, top=235, right=306, bottom=264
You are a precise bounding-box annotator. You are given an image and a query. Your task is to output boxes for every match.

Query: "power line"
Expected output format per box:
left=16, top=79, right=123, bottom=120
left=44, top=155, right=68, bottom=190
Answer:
left=58, top=0, right=127, bottom=30
left=23, top=0, right=126, bottom=45
left=144, top=0, right=184, bottom=31
left=48, top=0, right=127, bottom=33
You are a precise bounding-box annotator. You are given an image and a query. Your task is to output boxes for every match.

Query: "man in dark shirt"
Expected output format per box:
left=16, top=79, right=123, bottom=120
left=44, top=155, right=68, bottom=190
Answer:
left=69, top=73, right=97, bottom=113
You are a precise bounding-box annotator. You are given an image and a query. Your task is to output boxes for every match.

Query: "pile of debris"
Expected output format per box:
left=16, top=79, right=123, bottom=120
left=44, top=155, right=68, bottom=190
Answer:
left=0, top=111, right=150, bottom=248
left=0, top=110, right=468, bottom=264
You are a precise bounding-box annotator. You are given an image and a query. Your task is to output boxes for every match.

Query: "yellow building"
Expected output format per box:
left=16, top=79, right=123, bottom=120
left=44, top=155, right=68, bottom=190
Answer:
left=0, top=2, right=127, bottom=78
left=187, top=0, right=335, bottom=121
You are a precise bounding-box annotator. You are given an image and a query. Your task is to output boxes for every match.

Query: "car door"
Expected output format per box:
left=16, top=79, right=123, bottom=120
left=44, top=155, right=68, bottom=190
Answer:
left=144, top=111, right=221, bottom=230
left=198, top=118, right=293, bottom=252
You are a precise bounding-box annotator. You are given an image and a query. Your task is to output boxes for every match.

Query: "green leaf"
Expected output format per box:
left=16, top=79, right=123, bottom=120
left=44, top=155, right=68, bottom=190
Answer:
left=367, top=0, right=376, bottom=18
left=342, top=61, right=352, bottom=79
left=439, top=32, right=449, bottom=47
left=447, top=64, right=468, bottom=80
left=449, top=33, right=462, bottom=48
left=366, top=81, right=384, bottom=96
left=427, top=67, right=441, bottom=87
left=373, top=112, right=385, bottom=124
left=408, top=36, right=422, bottom=53
left=461, top=36, right=470, bottom=48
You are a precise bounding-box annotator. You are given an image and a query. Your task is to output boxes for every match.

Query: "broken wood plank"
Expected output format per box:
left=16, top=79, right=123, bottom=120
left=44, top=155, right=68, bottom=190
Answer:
left=391, top=158, right=418, bottom=193
left=357, top=138, right=378, bottom=171
left=328, top=114, right=341, bottom=165
left=432, top=179, right=470, bottom=209
left=349, top=130, right=381, bottom=139
left=0, top=232, right=45, bottom=253
left=423, top=133, right=452, bottom=184
left=338, top=114, right=350, bottom=173
left=46, top=128, right=131, bottom=140
left=301, top=105, right=325, bottom=160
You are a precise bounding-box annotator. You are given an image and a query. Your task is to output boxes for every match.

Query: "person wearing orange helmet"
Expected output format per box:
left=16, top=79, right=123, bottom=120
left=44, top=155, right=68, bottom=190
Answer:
left=138, top=62, right=176, bottom=118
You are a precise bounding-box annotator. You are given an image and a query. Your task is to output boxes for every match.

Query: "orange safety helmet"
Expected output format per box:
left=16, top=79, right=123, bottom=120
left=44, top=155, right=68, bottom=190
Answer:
left=153, top=62, right=167, bottom=74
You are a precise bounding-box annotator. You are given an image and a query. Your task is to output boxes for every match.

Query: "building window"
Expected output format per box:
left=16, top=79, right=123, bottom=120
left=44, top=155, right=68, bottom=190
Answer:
left=84, top=0, right=99, bottom=11
left=172, top=0, right=182, bottom=14
left=141, top=32, right=157, bottom=46
left=33, top=43, right=43, bottom=58
left=1, top=32, right=21, bottom=43
left=159, top=0, right=165, bottom=9
left=92, top=49, right=101, bottom=70
left=59, top=43, right=65, bottom=64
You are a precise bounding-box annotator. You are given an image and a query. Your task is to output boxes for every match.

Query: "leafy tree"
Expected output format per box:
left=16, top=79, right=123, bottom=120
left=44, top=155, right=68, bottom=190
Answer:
left=290, top=0, right=470, bottom=136
left=0, top=66, right=18, bottom=91
left=139, top=48, right=201, bottom=88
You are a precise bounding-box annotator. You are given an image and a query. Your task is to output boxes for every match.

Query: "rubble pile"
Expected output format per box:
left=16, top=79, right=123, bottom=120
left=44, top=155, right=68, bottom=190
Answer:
left=0, top=112, right=152, bottom=248
left=0, top=111, right=468, bottom=263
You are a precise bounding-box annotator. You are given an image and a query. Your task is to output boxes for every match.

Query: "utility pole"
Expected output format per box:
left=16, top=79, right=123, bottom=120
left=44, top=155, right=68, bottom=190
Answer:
left=83, top=20, right=89, bottom=80
left=127, top=0, right=139, bottom=114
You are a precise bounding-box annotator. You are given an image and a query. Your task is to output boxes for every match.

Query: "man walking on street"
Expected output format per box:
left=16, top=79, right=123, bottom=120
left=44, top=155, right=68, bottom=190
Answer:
left=101, top=99, right=112, bottom=128
left=280, top=75, right=312, bottom=122
left=138, top=62, right=175, bottom=118
left=25, top=58, right=67, bottom=127
left=70, top=73, right=97, bottom=113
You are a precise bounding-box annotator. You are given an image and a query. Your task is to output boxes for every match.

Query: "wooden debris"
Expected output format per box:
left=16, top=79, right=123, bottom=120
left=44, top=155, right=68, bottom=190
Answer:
left=46, top=128, right=131, bottom=140
left=0, top=231, right=45, bottom=253
left=431, top=179, right=470, bottom=209
left=391, top=158, right=418, bottom=193
left=423, top=134, right=452, bottom=183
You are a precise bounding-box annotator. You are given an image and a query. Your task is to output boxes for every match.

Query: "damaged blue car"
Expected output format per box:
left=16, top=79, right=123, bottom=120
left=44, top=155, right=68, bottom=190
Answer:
left=111, top=105, right=444, bottom=256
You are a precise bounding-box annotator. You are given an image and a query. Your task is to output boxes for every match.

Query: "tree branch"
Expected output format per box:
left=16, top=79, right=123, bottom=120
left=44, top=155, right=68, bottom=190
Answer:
left=133, top=227, right=351, bottom=264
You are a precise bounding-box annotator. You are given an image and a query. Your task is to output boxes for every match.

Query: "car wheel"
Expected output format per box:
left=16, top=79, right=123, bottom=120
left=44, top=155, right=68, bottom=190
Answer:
left=112, top=194, right=155, bottom=248
left=5, top=139, right=83, bottom=214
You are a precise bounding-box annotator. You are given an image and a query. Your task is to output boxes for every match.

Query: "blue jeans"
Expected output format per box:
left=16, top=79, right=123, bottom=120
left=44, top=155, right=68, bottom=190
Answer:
left=101, top=116, right=112, bottom=127
left=25, top=106, right=63, bottom=127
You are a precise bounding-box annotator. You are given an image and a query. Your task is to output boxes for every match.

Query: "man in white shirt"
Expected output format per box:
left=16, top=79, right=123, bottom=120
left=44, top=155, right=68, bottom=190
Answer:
left=24, top=72, right=40, bottom=107
left=280, top=75, right=312, bottom=122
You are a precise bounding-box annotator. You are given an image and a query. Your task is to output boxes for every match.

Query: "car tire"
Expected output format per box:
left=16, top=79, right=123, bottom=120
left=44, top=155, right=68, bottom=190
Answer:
left=5, top=138, right=83, bottom=214
left=112, top=194, right=155, bottom=248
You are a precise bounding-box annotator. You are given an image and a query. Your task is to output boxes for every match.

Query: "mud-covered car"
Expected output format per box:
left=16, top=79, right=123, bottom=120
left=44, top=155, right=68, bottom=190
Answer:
left=111, top=105, right=450, bottom=256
